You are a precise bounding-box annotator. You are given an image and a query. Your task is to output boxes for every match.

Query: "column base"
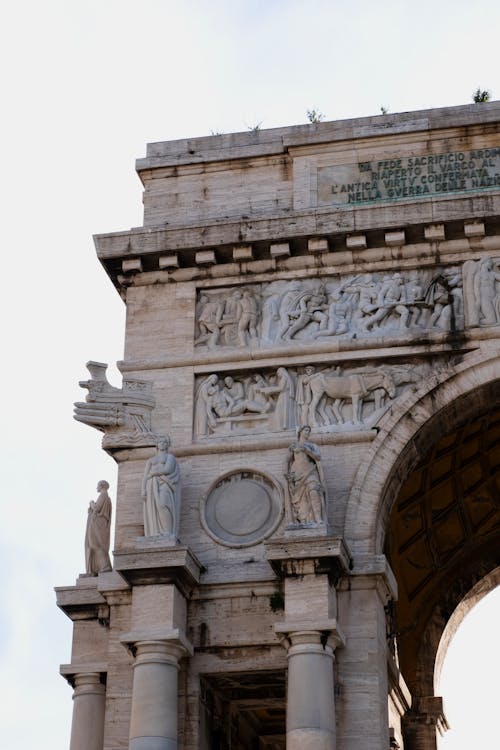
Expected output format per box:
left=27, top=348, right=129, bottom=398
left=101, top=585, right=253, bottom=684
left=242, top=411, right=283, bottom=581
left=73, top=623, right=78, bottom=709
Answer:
left=287, top=727, right=335, bottom=750
left=130, top=737, right=177, bottom=750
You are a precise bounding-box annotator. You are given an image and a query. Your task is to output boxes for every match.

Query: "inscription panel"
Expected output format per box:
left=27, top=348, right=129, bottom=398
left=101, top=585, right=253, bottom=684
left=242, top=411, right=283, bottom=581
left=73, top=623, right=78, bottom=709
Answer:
left=317, top=148, right=500, bottom=206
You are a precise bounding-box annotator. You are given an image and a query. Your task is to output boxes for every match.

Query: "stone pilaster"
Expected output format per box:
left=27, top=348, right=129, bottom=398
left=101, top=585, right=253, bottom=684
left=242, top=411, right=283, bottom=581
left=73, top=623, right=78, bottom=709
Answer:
left=337, top=555, right=398, bottom=750
left=267, top=536, right=349, bottom=750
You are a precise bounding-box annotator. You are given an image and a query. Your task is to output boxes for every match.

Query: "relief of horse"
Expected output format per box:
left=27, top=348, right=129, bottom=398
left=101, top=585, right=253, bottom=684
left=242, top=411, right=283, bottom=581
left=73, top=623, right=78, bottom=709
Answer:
left=308, top=370, right=396, bottom=425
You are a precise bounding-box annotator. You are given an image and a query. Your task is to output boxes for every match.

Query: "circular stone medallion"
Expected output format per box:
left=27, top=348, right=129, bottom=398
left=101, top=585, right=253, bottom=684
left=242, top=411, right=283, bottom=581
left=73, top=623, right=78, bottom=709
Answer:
left=201, top=470, right=283, bottom=547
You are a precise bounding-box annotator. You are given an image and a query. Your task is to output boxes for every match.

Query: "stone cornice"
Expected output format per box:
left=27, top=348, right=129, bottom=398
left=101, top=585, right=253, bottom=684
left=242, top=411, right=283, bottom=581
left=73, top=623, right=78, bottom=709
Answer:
left=94, top=201, right=500, bottom=292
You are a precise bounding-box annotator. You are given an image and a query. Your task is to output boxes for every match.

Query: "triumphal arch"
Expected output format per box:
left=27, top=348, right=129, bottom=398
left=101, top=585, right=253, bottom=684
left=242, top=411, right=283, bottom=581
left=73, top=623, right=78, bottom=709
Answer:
left=56, top=102, right=500, bottom=750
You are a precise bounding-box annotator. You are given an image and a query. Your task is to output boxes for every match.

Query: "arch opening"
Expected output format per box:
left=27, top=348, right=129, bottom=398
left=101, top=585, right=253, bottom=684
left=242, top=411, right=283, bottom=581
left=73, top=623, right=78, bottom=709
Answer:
left=384, top=399, right=500, bottom=749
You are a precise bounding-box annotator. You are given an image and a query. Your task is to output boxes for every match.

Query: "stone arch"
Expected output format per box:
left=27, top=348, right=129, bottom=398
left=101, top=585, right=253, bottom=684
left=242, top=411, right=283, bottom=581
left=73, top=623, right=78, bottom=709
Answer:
left=433, top=565, right=500, bottom=692
left=344, top=348, right=500, bottom=555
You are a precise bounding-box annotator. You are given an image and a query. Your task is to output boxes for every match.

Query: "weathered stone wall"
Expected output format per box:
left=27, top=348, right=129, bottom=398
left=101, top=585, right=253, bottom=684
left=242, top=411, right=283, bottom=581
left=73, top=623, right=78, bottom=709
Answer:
left=58, top=102, right=500, bottom=750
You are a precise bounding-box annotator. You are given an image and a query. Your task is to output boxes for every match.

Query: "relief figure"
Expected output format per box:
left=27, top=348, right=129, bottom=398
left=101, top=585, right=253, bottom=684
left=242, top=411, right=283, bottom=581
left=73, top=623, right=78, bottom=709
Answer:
left=308, top=369, right=396, bottom=425
left=464, top=257, right=500, bottom=327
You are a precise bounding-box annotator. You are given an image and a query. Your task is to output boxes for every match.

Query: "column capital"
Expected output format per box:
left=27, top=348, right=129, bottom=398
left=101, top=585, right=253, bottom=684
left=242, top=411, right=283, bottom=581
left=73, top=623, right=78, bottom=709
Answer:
left=275, top=618, right=345, bottom=651
left=403, top=696, right=449, bottom=736
left=120, top=627, right=194, bottom=660
left=60, top=663, right=107, bottom=689
left=342, top=553, right=398, bottom=602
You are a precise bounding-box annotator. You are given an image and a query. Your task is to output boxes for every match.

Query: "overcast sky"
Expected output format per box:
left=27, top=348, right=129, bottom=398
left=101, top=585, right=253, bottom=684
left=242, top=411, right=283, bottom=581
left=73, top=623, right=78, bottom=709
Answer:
left=1, top=1, right=499, bottom=747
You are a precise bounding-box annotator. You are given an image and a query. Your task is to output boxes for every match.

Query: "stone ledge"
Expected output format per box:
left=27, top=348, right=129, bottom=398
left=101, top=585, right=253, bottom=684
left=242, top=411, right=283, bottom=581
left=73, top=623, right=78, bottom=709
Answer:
left=265, top=536, right=351, bottom=581
left=55, top=578, right=107, bottom=621
left=114, top=544, right=202, bottom=594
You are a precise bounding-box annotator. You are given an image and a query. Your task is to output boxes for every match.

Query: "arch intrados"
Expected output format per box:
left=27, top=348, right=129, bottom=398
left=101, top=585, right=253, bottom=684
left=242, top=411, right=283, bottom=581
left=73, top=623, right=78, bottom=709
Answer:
left=344, top=350, right=500, bottom=555
left=434, top=566, right=500, bottom=693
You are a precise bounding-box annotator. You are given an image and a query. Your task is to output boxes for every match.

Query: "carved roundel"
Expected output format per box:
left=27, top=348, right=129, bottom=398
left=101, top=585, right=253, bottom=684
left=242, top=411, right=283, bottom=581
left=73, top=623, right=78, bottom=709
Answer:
left=201, top=469, right=284, bottom=547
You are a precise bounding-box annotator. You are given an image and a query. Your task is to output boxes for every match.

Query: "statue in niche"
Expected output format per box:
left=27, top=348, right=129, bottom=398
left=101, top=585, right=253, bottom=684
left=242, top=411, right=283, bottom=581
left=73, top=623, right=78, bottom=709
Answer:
left=195, top=295, right=224, bottom=347
left=285, top=426, right=327, bottom=525
left=85, top=480, right=112, bottom=576
left=463, top=257, right=500, bottom=327
left=141, top=435, right=181, bottom=539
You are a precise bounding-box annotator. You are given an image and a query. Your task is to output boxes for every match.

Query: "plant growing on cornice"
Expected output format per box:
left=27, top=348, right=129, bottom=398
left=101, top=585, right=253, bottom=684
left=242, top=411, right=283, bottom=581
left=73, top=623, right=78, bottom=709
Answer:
left=306, top=107, right=324, bottom=123
left=472, top=88, right=491, bottom=103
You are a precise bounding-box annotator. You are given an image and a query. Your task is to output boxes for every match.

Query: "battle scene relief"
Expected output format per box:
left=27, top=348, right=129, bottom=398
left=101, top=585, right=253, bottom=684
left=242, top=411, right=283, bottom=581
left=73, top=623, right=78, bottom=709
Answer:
left=194, top=267, right=464, bottom=349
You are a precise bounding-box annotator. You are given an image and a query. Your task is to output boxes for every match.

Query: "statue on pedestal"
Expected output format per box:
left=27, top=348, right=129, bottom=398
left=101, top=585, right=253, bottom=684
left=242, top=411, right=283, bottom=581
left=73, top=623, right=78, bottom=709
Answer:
left=141, top=435, right=181, bottom=539
left=285, top=426, right=327, bottom=526
left=85, top=480, right=112, bottom=575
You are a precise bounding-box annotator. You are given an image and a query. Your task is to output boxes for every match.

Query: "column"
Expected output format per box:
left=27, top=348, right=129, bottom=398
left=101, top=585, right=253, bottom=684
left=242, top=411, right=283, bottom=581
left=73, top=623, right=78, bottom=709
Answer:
left=283, top=628, right=341, bottom=750
left=69, top=672, right=106, bottom=750
left=402, top=696, right=449, bottom=750
left=128, top=637, right=190, bottom=750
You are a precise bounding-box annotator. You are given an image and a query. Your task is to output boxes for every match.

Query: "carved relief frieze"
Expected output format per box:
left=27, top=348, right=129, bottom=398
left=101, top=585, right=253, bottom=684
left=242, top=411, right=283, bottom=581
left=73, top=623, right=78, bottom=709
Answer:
left=194, top=267, right=464, bottom=349
left=74, top=361, right=156, bottom=449
left=194, top=362, right=430, bottom=439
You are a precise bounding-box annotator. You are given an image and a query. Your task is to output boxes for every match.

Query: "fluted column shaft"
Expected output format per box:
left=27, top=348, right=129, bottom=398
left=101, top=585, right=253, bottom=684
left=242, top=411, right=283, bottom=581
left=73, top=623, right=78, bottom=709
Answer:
left=129, top=639, right=186, bottom=750
left=69, top=672, right=106, bottom=750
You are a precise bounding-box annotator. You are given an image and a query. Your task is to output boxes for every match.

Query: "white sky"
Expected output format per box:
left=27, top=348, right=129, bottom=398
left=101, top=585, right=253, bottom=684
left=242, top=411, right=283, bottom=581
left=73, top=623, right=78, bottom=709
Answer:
left=0, top=1, right=499, bottom=747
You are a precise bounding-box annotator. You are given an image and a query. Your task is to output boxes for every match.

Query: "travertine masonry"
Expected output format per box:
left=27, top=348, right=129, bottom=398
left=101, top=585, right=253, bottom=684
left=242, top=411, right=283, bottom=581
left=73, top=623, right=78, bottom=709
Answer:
left=57, top=102, right=500, bottom=750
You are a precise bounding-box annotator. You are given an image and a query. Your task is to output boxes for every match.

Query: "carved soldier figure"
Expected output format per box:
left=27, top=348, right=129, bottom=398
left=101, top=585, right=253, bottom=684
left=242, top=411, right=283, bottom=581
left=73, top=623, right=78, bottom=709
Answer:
left=363, top=273, right=409, bottom=331
left=316, top=289, right=352, bottom=337
left=237, top=289, right=259, bottom=345
left=195, top=295, right=224, bottom=347
left=285, top=425, right=327, bottom=525
left=85, top=480, right=112, bottom=575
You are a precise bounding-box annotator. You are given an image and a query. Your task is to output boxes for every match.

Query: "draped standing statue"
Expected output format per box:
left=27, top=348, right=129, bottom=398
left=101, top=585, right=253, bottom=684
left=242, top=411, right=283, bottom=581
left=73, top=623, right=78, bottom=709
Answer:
left=285, top=426, right=327, bottom=525
left=85, top=480, right=112, bottom=575
left=141, top=435, right=181, bottom=539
